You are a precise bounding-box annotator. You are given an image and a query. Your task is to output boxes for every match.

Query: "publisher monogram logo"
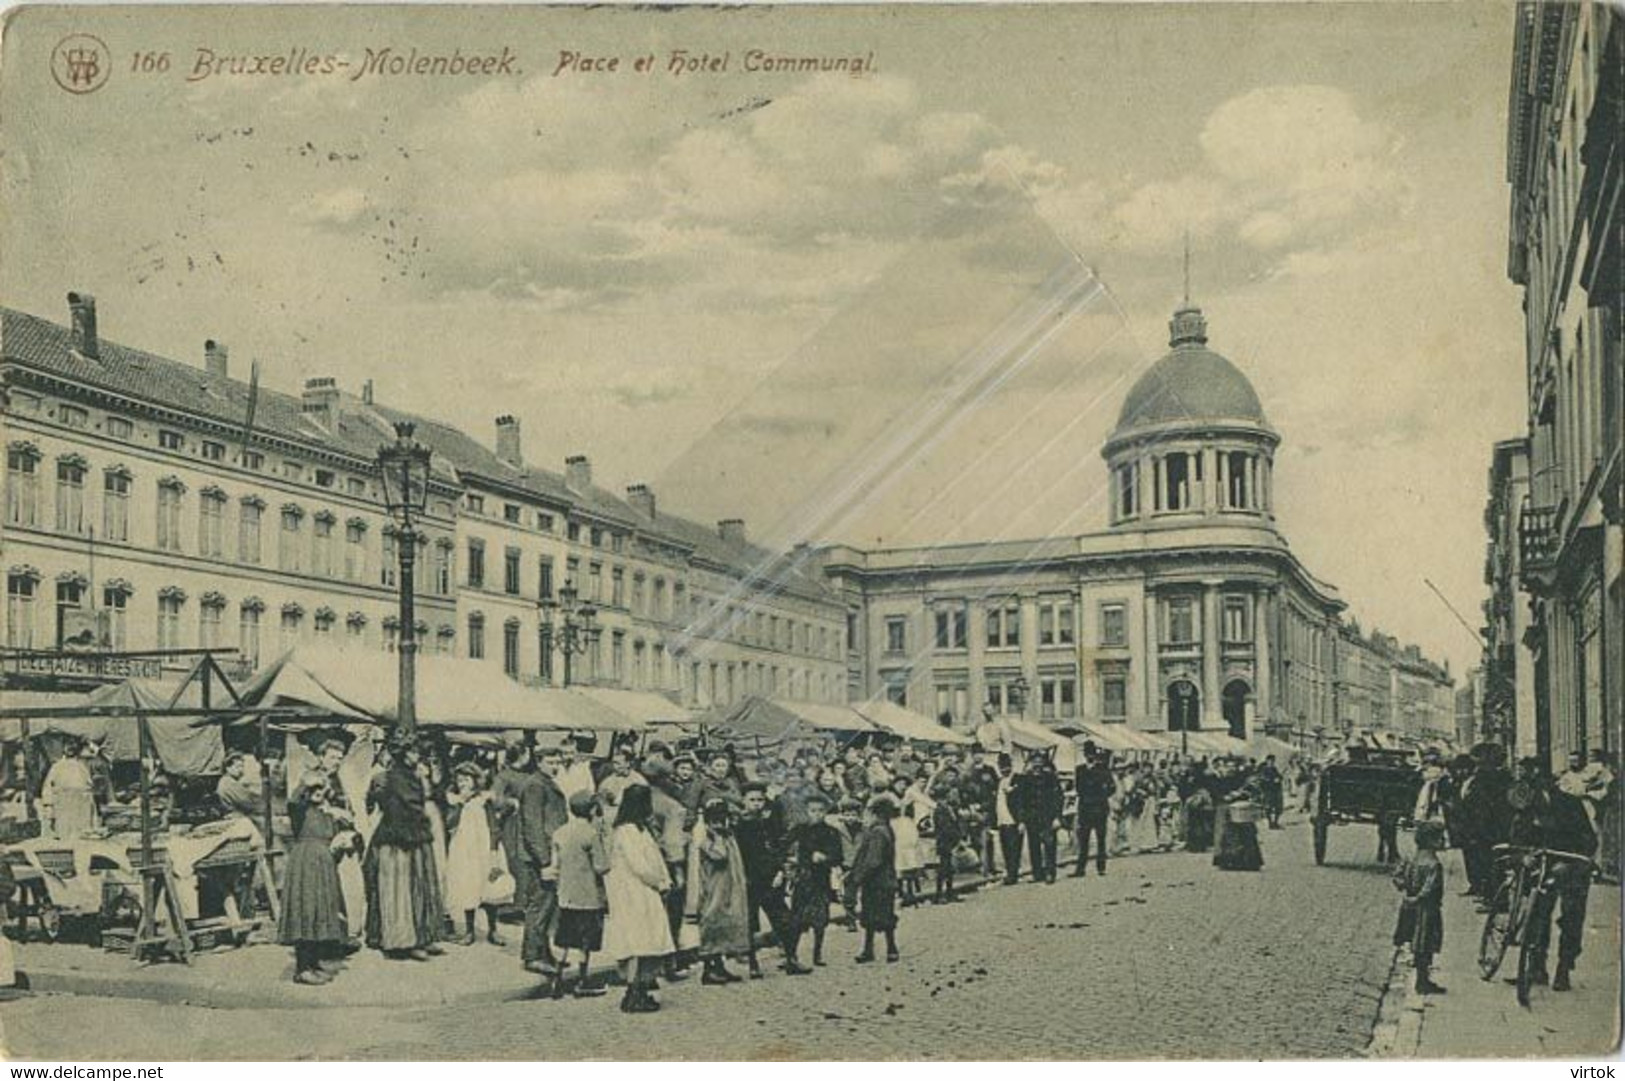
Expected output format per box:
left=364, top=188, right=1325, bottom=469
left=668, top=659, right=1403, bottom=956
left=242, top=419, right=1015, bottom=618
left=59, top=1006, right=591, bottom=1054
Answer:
left=51, top=34, right=110, bottom=94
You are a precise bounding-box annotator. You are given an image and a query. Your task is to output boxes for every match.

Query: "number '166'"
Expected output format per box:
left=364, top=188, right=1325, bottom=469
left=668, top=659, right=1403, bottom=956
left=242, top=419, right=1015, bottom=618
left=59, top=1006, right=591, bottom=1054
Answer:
left=131, top=51, right=170, bottom=73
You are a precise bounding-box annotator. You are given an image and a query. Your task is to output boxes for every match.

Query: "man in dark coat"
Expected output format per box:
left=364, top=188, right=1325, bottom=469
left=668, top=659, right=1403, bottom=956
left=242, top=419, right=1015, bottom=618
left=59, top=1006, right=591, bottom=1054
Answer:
left=514, top=746, right=570, bottom=974
left=1019, top=756, right=1064, bottom=884
left=1460, top=743, right=1513, bottom=902
left=734, top=782, right=807, bottom=977
left=1511, top=759, right=1597, bottom=992
left=1258, top=756, right=1285, bottom=829
left=1072, top=743, right=1116, bottom=876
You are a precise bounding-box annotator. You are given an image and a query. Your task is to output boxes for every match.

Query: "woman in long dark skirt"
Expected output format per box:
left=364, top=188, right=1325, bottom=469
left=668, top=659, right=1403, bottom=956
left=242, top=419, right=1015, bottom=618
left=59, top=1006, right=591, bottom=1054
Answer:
left=844, top=794, right=900, bottom=963
left=1183, top=787, right=1216, bottom=852
left=1212, top=796, right=1264, bottom=871
left=279, top=772, right=350, bottom=985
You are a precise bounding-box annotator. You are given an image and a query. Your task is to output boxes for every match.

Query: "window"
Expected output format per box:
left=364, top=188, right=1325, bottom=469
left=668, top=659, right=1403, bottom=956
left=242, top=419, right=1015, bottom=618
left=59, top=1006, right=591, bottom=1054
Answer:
left=345, top=519, right=367, bottom=581
left=467, top=614, right=486, bottom=660
left=884, top=616, right=907, bottom=653
left=633, top=640, right=647, bottom=689
left=55, top=459, right=86, bottom=534
left=1224, top=451, right=1254, bottom=510
left=612, top=631, right=626, bottom=681
left=588, top=562, right=603, bottom=602
left=383, top=619, right=399, bottom=654
left=56, top=404, right=88, bottom=429
left=1101, top=675, right=1128, bottom=722
left=1222, top=595, right=1251, bottom=644
left=537, top=512, right=554, bottom=533
left=106, top=417, right=133, bottom=440
left=239, top=499, right=263, bottom=563
left=313, top=468, right=335, bottom=488
left=157, top=589, right=185, bottom=650
left=1163, top=596, right=1198, bottom=646
left=590, top=527, right=603, bottom=548
left=567, top=522, right=581, bottom=543
left=344, top=613, right=365, bottom=648
left=280, top=461, right=302, bottom=481
left=314, top=609, right=335, bottom=637
left=933, top=683, right=969, bottom=727
left=382, top=530, right=398, bottom=588
left=987, top=602, right=1021, bottom=648
left=347, top=477, right=367, bottom=497
left=434, top=542, right=452, bottom=595
left=102, top=586, right=128, bottom=649
left=1159, top=452, right=1200, bottom=512
left=504, top=547, right=521, bottom=595
left=1039, top=599, right=1075, bottom=646
left=158, top=430, right=184, bottom=451
left=653, top=578, right=667, bottom=620
left=198, top=488, right=226, bottom=558
left=467, top=538, right=485, bottom=588
left=312, top=514, right=334, bottom=577
left=5, top=446, right=39, bottom=527
left=611, top=533, right=624, bottom=554
left=503, top=503, right=521, bottom=524
left=1099, top=603, right=1127, bottom=647
left=54, top=578, right=84, bottom=648
left=932, top=606, right=965, bottom=650
left=242, top=451, right=264, bottom=472
left=199, top=594, right=225, bottom=650
left=1039, top=675, right=1077, bottom=720
left=156, top=480, right=184, bottom=551
left=201, top=441, right=226, bottom=462
left=467, top=494, right=485, bottom=515
left=538, top=624, right=554, bottom=683
left=538, top=557, right=555, bottom=600
left=503, top=620, right=521, bottom=678
left=280, top=605, right=303, bottom=647
left=1114, top=461, right=1140, bottom=520
left=566, top=556, right=580, bottom=590
left=5, top=573, right=37, bottom=648
left=627, top=571, right=639, bottom=612
left=278, top=506, right=304, bottom=572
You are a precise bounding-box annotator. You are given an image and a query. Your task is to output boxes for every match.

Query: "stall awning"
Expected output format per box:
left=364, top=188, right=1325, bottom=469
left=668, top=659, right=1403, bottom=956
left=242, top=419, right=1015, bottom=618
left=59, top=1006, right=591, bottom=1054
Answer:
left=575, top=687, right=696, bottom=728
left=228, top=649, right=638, bottom=732
left=702, top=695, right=874, bottom=753
left=0, top=679, right=225, bottom=776
left=853, top=699, right=974, bottom=745
left=1182, top=730, right=1249, bottom=756
left=976, top=717, right=1079, bottom=773
left=1072, top=723, right=1171, bottom=755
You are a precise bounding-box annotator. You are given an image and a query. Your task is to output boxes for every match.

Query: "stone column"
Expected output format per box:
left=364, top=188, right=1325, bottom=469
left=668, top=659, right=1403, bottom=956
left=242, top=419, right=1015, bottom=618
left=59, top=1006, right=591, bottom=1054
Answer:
left=1020, top=592, right=1039, bottom=705
left=1202, top=580, right=1222, bottom=729
left=968, top=601, right=988, bottom=718
left=1254, top=588, right=1272, bottom=732
left=1143, top=587, right=1159, bottom=726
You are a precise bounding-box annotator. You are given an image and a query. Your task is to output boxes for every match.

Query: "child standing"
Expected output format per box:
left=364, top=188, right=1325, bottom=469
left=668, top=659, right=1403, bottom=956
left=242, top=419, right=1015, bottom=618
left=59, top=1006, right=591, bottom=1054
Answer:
left=845, top=794, right=900, bottom=964
left=551, top=790, right=611, bottom=998
left=279, top=772, right=350, bottom=985
left=1393, top=820, right=1448, bottom=995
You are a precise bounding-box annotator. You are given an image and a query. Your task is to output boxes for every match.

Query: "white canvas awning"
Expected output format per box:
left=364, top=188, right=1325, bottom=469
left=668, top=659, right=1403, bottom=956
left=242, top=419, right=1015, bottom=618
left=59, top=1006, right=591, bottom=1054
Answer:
left=853, top=699, right=974, bottom=745
left=576, top=687, right=697, bottom=727
left=227, top=648, right=637, bottom=732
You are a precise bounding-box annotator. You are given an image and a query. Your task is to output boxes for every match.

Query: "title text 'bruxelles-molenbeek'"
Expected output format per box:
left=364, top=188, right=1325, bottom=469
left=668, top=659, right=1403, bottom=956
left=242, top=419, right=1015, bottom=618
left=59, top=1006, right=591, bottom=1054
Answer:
left=184, top=45, right=876, bottom=83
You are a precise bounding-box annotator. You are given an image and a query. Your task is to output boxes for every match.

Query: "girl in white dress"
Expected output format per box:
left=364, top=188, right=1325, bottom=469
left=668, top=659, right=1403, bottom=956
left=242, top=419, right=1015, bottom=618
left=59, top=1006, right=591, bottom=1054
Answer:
left=444, top=763, right=509, bottom=946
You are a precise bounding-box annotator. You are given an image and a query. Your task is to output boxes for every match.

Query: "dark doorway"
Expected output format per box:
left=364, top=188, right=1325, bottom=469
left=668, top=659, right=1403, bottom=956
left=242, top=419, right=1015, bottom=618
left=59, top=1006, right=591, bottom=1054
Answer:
left=1223, top=680, right=1250, bottom=740
left=1167, top=680, right=1200, bottom=731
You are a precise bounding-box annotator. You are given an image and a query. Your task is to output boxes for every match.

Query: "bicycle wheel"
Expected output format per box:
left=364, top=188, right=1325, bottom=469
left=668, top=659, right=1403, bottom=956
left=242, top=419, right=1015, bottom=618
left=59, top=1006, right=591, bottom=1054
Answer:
left=1478, top=878, right=1514, bottom=979
left=1515, top=933, right=1537, bottom=1007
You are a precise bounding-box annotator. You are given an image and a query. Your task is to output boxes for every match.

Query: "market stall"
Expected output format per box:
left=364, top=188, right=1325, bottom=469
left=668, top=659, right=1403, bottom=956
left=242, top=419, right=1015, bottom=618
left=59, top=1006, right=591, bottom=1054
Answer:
left=976, top=717, right=1079, bottom=773
left=701, top=695, right=876, bottom=759
left=852, top=699, right=975, bottom=746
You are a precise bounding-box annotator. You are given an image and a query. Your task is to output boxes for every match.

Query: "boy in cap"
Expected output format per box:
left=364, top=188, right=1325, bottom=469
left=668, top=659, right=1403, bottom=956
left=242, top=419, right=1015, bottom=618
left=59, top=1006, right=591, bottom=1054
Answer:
left=1392, top=820, right=1447, bottom=994
left=549, top=790, right=611, bottom=998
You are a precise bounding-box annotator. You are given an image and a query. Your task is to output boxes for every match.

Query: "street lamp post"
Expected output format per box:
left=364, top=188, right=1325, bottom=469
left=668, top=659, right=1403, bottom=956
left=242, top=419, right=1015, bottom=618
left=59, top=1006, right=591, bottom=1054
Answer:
left=377, top=422, right=432, bottom=738
left=538, top=580, right=599, bottom=687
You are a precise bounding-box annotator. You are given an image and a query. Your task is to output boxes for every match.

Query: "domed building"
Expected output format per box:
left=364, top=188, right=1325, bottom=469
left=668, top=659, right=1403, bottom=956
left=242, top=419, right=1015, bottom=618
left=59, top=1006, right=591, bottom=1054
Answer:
left=816, top=301, right=1352, bottom=744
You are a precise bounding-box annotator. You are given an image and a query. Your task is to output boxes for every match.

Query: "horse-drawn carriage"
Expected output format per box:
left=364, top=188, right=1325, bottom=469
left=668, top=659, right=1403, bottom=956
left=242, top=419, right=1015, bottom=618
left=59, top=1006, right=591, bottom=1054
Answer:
left=1311, top=747, right=1423, bottom=865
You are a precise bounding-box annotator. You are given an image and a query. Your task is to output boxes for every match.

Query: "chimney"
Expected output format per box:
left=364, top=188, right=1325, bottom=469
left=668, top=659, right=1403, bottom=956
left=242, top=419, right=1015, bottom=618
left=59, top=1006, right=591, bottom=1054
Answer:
left=495, top=415, right=523, bottom=467
left=362, top=379, right=374, bottom=405
left=565, top=454, right=592, bottom=491
left=626, top=484, right=656, bottom=520
left=204, top=339, right=229, bottom=378
left=301, top=377, right=341, bottom=429
left=67, top=292, right=99, bottom=359
left=718, top=518, right=746, bottom=546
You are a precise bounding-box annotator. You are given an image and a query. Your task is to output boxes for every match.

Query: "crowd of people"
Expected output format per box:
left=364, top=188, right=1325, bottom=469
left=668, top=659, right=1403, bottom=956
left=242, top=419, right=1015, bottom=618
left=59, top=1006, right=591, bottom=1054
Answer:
left=263, top=729, right=1306, bottom=1010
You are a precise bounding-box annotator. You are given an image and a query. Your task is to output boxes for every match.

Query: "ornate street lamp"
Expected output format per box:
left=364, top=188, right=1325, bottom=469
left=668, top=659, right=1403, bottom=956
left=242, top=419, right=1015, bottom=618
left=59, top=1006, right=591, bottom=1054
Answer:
left=538, top=579, right=599, bottom=687
left=377, top=421, right=432, bottom=737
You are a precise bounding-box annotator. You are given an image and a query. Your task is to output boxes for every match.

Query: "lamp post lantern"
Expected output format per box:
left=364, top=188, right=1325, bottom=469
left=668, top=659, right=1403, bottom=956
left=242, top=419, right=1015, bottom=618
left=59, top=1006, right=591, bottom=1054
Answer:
left=377, top=421, right=432, bottom=738
left=538, top=579, right=599, bottom=687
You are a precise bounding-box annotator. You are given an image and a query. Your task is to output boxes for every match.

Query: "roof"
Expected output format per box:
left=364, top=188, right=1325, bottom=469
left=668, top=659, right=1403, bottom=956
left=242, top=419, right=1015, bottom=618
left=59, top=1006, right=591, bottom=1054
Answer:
left=1111, top=305, right=1269, bottom=439
left=1, top=306, right=396, bottom=467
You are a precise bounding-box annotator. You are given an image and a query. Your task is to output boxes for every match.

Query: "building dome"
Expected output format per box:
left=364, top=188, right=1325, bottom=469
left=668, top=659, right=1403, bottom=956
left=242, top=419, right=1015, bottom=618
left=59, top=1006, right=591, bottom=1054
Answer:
left=1112, top=306, right=1268, bottom=437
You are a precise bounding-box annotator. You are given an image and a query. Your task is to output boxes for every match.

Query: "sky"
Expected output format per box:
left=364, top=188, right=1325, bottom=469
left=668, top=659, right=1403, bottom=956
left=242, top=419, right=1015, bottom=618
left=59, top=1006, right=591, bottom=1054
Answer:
left=1, top=3, right=1527, bottom=678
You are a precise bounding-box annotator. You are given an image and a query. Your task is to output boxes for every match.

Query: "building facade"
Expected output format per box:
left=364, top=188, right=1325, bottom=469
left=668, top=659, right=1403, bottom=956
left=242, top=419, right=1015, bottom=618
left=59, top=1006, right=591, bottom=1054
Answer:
left=1, top=294, right=846, bottom=708
left=1481, top=437, right=1541, bottom=760
left=1506, top=1, right=1623, bottom=770
left=814, top=303, right=1408, bottom=741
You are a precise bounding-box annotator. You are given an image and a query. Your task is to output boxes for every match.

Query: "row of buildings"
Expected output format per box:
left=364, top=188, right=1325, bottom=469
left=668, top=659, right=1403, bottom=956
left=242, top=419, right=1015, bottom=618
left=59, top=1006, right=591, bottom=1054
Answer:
left=1480, top=1, right=1621, bottom=772
left=1, top=289, right=1455, bottom=744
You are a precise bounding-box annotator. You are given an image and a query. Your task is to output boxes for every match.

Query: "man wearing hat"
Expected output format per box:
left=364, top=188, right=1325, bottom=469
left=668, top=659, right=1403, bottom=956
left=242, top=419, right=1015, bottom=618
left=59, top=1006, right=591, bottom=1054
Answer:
left=513, top=745, right=570, bottom=975
left=1072, top=742, right=1116, bottom=877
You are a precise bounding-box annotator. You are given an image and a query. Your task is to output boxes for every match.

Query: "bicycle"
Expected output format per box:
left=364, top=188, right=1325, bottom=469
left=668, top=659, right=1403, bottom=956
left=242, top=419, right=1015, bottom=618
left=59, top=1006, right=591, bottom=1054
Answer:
left=1477, top=844, right=1596, bottom=1006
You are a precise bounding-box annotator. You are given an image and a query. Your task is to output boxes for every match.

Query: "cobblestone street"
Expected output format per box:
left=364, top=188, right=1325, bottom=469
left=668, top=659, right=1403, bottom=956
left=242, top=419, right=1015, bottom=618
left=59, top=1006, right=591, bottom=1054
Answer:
left=0, top=820, right=1407, bottom=1060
